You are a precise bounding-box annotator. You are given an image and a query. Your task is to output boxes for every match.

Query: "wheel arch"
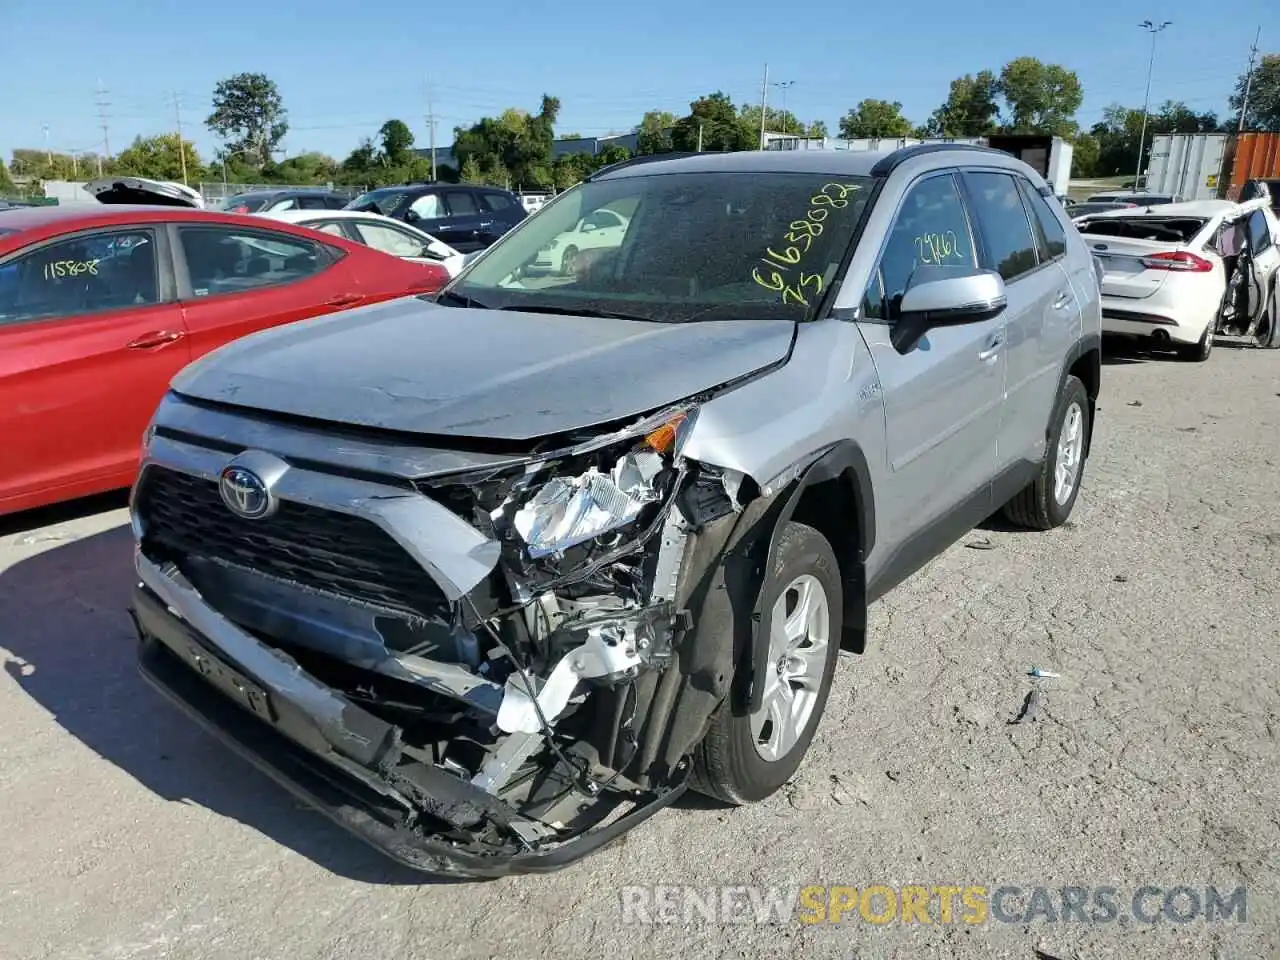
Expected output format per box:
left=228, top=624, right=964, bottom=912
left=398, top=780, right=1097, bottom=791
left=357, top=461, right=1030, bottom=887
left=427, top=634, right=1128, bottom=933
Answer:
left=744, top=440, right=876, bottom=714
left=1059, top=332, right=1101, bottom=458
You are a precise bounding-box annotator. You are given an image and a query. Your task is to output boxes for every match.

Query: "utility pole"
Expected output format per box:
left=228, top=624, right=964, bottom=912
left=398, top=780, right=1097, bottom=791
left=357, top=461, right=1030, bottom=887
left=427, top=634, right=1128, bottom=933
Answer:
left=758, top=63, right=770, bottom=149
left=426, top=78, right=437, bottom=180
left=772, top=80, right=795, bottom=134
left=1237, top=26, right=1262, bottom=133
left=95, top=80, right=111, bottom=164
left=1134, top=20, right=1172, bottom=191
left=171, top=91, right=189, bottom=185
left=42, top=123, right=51, bottom=167
left=697, top=122, right=704, bottom=152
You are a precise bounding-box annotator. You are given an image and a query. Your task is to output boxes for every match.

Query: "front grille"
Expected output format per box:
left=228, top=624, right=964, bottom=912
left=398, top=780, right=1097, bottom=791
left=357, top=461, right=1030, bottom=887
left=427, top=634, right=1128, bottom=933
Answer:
left=136, top=466, right=448, bottom=617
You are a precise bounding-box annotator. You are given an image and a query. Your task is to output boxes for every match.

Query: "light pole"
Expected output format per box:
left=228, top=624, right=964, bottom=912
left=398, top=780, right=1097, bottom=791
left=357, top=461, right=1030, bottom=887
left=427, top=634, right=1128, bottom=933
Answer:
left=772, top=80, right=795, bottom=135
left=1134, top=19, right=1172, bottom=190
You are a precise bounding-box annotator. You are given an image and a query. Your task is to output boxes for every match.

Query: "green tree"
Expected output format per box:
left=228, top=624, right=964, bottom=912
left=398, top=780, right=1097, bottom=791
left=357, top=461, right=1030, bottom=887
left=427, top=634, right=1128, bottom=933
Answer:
left=807, top=120, right=829, bottom=138
left=997, top=58, right=1083, bottom=136
left=9, top=148, right=79, bottom=181
left=272, top=151, right=340, bottom=185
left=739, top=104, right=806, bottom=138
left=1070, top=132, right=1100, bottom=177
left=0, top=159, right=15, bottom=193
left=378, top=119, right=414, bottom=167
left=838, top=99, right=914, bottom=139
left=1088, top=100, right=1220, bottom=177
left=460, top=156, right=485, bottom=183
left=1230, top=53, right=1280, bottom=131
left=635, top=110, right=676, bottom=154
left=114, top=134, right=201, bottom=182
left=924, top=70, right=1001, bottom=137
left=452, top=95, right=561, bottom=188
left=671, top=92, right=754, bottom=151
left=206, top=72, right=289, bottom=166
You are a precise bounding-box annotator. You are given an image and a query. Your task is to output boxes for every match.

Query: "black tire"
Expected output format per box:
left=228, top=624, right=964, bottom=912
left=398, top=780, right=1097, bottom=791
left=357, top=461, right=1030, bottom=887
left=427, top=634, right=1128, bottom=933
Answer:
left=693, top=521, right=843, bottom=805
left=1002, top=375, right=1090, bottom=531
left=1257, top=283, right=1280, bottom=349
left=560, top=245, right=578, bottom=275
left=1175, top=324, right=1213, bottom=362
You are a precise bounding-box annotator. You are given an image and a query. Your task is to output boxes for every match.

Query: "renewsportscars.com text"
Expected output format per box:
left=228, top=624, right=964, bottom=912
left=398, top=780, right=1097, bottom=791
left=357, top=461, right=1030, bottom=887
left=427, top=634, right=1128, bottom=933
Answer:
left=618, top=884, right=1247, bottom=926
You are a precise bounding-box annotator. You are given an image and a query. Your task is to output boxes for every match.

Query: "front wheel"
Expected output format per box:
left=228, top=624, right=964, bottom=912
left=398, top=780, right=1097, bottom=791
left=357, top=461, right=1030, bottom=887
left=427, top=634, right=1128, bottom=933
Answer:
left=693, top=521, right=842, bottom=805
left=1002, top=375, right=1090, bottom=530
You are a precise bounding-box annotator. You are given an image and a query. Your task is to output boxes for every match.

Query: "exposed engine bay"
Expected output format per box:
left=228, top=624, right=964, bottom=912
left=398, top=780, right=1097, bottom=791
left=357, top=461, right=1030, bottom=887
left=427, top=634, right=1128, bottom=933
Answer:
left=130, top=398, right=777, bottom=875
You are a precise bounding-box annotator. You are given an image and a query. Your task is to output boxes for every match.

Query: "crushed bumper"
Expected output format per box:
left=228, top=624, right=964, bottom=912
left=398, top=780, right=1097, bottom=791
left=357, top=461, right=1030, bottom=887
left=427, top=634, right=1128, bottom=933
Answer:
left=130, top=567, right=687, bottom=879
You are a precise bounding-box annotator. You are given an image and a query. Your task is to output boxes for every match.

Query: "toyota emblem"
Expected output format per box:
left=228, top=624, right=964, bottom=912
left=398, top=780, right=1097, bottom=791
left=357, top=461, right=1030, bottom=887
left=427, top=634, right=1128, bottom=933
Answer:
left=218, top=465, right=274, bottom=520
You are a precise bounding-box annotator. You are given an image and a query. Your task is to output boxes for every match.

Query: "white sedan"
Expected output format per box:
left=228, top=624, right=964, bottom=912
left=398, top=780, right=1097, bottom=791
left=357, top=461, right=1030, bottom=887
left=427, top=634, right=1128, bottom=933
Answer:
left=256, top=209, right=474, bottom=278
left=1075, top=198, right=1280, bottom=361
left=527, top=207, right=630, bottom=275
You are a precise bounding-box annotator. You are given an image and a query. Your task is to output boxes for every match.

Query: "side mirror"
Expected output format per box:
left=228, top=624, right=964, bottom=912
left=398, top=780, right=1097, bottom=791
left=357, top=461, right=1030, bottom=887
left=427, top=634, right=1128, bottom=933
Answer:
left=404, top=209, right=421, bottom=223
left=890, top=269, right=1007, bottom=354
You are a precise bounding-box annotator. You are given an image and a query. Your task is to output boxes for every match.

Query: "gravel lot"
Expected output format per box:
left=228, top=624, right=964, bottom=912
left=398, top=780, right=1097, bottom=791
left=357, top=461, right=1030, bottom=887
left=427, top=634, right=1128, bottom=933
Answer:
left=1, top=342, right=1277, bottom=960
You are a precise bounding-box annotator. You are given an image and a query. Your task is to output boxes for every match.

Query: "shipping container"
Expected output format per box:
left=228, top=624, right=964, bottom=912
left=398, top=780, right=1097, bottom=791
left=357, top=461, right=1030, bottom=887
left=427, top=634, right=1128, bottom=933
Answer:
left=986, top=135, right=1073, bottom=196
left=1227, top=132, right=1280, bottom=199
left=1145, top=133, right=1228, bottom=201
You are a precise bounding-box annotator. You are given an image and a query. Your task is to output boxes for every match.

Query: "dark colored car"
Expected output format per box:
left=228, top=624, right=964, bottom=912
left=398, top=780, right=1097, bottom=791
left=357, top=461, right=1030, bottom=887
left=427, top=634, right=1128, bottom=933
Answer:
left=217, top=190, right=355, bottom=214
left=344, top=183, right=527, bottom=253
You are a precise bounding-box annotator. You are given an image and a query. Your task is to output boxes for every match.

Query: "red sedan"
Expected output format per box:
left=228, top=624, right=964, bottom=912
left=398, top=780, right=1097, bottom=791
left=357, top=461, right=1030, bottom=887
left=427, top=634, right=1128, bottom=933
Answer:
left=0, top=202, right=450, bottom=515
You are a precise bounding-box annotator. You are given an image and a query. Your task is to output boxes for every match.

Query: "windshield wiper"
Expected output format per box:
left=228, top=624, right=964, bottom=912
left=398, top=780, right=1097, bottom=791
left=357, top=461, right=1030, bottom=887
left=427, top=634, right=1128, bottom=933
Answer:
left=435, top=290, right=491, bottom=309
left=499, top=304, right=655, bottom=322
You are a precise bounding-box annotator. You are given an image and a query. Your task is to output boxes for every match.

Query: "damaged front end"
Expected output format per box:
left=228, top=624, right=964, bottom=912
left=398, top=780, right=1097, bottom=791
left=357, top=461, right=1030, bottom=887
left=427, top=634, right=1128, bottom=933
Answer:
left=130, top=397, right=761, bottom=877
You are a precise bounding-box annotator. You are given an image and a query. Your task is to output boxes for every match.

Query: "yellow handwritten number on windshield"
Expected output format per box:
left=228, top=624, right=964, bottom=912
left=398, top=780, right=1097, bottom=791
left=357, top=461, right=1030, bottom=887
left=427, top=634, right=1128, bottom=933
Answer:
left=752, top=267, right=824, bottom=306
left=750, top=184, right=860, bottom=305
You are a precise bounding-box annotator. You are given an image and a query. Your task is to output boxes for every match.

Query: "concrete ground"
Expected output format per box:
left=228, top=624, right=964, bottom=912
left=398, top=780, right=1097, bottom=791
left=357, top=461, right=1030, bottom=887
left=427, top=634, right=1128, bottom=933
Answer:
left=1, top=341, right=1277, bottom=960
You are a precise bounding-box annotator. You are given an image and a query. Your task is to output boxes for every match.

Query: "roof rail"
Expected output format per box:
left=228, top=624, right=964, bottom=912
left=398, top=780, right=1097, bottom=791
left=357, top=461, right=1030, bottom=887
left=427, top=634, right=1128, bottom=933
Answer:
left=586, top=152, right=702, bottom=181
left=868, top=143, right=1004, bottom=177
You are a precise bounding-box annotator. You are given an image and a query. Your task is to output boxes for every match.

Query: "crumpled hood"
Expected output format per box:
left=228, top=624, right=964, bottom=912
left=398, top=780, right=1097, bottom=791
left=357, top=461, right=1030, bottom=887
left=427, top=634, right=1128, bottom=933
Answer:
left=171, top=298, right=795, bottom=441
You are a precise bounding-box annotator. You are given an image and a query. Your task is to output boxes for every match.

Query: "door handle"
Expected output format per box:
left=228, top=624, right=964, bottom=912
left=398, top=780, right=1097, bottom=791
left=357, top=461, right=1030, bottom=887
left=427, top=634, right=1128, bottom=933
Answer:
left=127, top=330, right=185, bottom=349
left=1052, top=291, right=1073, bottom=310
left=324, top=293, right=365, bottom=307
left=978, top=333, right=1005, bottom=362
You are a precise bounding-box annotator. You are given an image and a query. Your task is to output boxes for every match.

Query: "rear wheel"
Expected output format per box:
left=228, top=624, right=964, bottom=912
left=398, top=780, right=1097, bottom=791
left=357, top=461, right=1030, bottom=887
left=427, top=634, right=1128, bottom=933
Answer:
left=1002, top=375, right=1089, bottom=530
left=1176, top=324, right=1213, bottom=362
left=693, top=521, right=842, bottom=805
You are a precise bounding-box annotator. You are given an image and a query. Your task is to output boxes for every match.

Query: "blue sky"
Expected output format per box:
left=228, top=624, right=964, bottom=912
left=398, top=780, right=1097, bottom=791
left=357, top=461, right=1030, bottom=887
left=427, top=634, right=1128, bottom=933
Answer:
left=2, top=0, right=1271, bottom=167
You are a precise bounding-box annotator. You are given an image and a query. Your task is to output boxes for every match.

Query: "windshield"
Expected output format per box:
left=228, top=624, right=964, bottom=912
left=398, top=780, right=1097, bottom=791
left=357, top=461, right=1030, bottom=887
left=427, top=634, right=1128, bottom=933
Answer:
left=446, top=171, right=873, bottom=322
left=346, top=189, right=410, bottom=215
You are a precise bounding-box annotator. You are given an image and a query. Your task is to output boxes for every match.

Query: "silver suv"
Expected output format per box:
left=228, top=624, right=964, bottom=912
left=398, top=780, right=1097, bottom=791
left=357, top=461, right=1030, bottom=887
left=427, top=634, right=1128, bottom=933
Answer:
left=129, top=145, right=1102, bottom=878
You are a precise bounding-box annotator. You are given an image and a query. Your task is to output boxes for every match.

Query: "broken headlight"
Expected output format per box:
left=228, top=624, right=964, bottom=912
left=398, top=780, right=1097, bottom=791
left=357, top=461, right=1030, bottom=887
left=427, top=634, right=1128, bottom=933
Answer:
left=514, top=449, right=663, bottom=558
left=510, top=408, right=695, bottom=560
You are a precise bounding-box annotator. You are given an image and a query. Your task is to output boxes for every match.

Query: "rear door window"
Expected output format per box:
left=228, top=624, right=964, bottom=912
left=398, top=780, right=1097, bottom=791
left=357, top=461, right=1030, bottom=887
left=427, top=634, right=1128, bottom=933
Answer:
left=178, top=226, right=330, bottom=297
left=444, top=191, right=480, bottom=216
left=1017, top=178, right=1068, bottom=261
left=0, top=229, right=161, bottom=326
left=962, top=171, right=1039, bottom=282
left=480, top=191, right=514, bottom=212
